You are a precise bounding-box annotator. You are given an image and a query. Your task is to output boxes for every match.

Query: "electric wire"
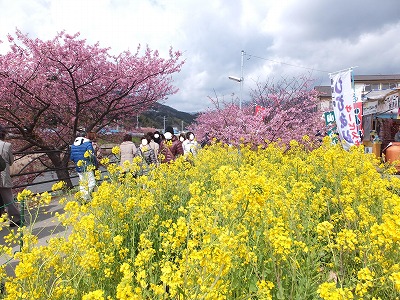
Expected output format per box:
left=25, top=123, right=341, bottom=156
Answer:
left=245, top=53, right=330, bottom=73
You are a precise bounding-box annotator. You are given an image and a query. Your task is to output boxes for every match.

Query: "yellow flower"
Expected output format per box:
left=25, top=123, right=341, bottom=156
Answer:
left=84, top=149, right=93, bottom=158
left=39, top=191, right=52, bottom=205
left=51, top=181, right=66, bottom=191
left=317, top=282, right=354, bottom=300
left=256, top=280, right=274, bottom=299
left=112, top=146, right=120, bottom=155
left=16, top=189, right=33, bottom=202
left=5, top=141, right=400, bottom=298
left=82, top=289, right=105, bottom=300
left=316, top=221, right=334, bottom=239
left=265, top=221, right=293, bottom=259
left=356, top=267, right=375, bottom=296
left=100, top=157, right=110, bottom=166
left=390, top=272, right=400, bottom=291
left=335, top=229, right=358, bottom=251
left=113, top=235, right=124, bottom=248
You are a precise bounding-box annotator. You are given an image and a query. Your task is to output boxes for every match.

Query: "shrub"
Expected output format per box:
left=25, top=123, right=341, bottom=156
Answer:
left=1, top=138, right=400, bottom=299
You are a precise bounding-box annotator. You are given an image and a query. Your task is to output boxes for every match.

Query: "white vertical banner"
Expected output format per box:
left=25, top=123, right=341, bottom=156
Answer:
left=330, top=69, right=361, bottom=150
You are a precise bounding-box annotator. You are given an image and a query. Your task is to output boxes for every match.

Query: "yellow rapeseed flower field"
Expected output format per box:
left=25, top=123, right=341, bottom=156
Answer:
left=1, top=138, right=400, bottom=299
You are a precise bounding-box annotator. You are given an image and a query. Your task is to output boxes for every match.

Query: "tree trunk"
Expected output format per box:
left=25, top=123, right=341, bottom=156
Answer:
left=46, top=150, right=74, bottom=188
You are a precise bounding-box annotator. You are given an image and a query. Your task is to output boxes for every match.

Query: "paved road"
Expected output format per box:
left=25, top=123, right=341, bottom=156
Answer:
left=0, top=196, right=71, bottom=276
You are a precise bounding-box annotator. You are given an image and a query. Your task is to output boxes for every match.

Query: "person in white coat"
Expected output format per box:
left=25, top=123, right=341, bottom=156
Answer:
left=0, top=125, right=21, bottom=227
left=120, top=134, right=137, bottom=169
left=182, top=131, right=201, bottom=156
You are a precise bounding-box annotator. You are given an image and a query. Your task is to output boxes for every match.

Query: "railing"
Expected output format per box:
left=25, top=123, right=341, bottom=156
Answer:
left=4, top=146, right=118, bottom=220
left=11, top=146, right=117, bottom=193
left=0, top=146, right=118, bottom=257
left=11, top=149, right=75, bottom=192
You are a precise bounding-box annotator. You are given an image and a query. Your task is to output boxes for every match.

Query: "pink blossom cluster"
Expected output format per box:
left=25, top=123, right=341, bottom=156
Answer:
left=191, top=78, right=326, bottom=147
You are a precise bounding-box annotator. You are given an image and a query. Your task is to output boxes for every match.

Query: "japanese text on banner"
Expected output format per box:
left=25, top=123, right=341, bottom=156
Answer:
left=330, top=69, right=361, bottom=150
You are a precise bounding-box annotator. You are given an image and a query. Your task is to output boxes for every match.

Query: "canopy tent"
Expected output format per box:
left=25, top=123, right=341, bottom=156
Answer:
left=363, top=89, right=399, bottom=119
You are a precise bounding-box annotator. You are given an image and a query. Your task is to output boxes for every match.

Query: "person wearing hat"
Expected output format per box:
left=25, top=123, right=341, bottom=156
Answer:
left=159, top=126, right=183, bottom=163
left=70, top=128, right=98, bottom=201
left=0, top=125, right=21, bottom=227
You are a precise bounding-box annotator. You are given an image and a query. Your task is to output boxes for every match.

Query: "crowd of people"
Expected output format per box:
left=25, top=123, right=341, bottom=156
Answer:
left=0, top=124, right=203, bottom=227
left=115, top=126, right=201, bottom=166
left=69, top=126, right=202, bottom=201
left=117, top=126, right=201, bottom=165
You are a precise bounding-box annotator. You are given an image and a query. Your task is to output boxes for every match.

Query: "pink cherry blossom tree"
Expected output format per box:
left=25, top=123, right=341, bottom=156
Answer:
left=0, top=30, right=184, bottom=187
left=192, top=76, right=325, bottom=147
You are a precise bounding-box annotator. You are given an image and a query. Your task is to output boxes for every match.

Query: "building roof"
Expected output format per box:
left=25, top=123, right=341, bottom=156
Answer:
left=354, top=74, right=400, bottom=82
left=314, top=85, right=399, bottom=103
left=314, top=85, right=332, bottom=99
left=314, top=86, right=331, bottom=95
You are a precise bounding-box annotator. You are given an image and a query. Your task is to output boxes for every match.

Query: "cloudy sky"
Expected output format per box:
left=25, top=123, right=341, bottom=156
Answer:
left=1, top=0, right=399, bottom=113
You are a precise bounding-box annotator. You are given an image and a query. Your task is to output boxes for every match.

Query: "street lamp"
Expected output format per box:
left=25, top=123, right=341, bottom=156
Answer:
left=228, top=50, right=245, bottom=109
left=228, top=76, right=241, bottom=82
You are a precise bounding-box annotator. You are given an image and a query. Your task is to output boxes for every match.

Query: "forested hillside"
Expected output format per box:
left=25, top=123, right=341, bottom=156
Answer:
left=138, top=103, right=198, bottom=130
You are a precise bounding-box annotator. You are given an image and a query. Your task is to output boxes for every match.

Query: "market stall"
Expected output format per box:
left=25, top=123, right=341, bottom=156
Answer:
left=362, top=89, right=400, bottom=164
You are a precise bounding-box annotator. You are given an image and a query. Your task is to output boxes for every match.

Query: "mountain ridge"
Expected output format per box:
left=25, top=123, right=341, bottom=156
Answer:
left=138, top=103, right=199, bottom=131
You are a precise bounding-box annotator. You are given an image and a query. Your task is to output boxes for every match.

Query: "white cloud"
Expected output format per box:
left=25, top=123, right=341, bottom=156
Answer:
left=1, top=0, right=399, bottom=112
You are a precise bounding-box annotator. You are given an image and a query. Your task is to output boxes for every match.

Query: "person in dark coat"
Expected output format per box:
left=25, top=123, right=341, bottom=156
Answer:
left=153, top=131, right=162, bottom=145
left=159, top=126, right=183, bottom=163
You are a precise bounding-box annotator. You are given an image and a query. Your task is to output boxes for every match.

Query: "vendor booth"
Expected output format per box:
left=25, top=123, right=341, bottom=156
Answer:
left=362, top=89, right=400, bottom=166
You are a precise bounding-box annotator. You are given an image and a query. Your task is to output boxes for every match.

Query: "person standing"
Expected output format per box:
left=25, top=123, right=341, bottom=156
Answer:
left=200, top=133, right=210, bottom=148
left=119, top=134, right=137, bottom=167
left=159, top=126, right=183, bottom=163
left=0, top=125, right=21, bottom=227
left=70, top=129, right=98, bottom=201
left=137, top=135, right=158, bottom=175
left=182, top=131, right=201, bottom=156
left=153, top=131, right=162, bottom=145
left=146, top=132, right=159, bottom=164
left=179, top=133, right=186, bottom=143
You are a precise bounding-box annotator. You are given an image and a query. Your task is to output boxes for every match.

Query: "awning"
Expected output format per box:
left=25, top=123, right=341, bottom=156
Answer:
left=363, top=89, right=397, bottom=100
left=374, top=113, right=398, bottom=119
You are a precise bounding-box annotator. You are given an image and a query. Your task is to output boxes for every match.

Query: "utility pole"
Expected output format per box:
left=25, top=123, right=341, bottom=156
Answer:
left=228, top=50, right=245, bottom=109
left=240, top=50, right=244, bottom=110
left=163, top=116, right=166, bottom=132
left=181, top=120, right=184, bottom=132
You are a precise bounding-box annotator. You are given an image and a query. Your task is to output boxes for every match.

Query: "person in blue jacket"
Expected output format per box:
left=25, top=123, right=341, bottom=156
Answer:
left=70, top=129, right=98, bottom=200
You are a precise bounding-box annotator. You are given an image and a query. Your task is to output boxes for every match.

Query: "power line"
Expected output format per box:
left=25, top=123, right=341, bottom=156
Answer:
left=245, top=53, right=330, bottom=73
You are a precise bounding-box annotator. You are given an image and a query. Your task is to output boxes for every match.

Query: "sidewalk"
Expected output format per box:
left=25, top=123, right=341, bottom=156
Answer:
left=0, top=197, right=71, bottom=275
